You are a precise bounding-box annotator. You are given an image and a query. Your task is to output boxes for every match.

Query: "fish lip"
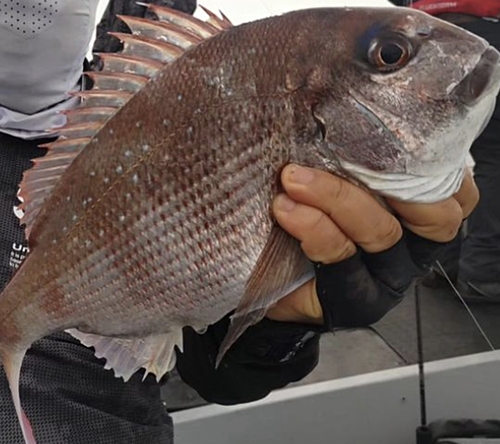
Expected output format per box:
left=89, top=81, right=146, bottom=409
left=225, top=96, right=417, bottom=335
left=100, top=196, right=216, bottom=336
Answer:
left=453, top=46, right=500, bottom=106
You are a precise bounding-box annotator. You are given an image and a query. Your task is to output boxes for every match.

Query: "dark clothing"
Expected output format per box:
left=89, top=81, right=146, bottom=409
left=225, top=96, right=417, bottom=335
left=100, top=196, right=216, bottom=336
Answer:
left=431, top=19, right=500, bottom=298
left=457, top=19, right=500, bottom=294
left=177, top=318, right=320, bottom=405
left=92, top=0, right=197, bottom=59
left=0, top=333, right=173, bottom=444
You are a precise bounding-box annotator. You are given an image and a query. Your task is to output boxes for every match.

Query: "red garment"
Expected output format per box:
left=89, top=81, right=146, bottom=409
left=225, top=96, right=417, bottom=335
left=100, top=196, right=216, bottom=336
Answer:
left=411, top=0, right=500, bottom=18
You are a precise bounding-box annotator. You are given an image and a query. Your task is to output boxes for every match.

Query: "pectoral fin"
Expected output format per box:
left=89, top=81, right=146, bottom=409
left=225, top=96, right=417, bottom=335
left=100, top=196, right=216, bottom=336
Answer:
left=216, top=226, right=314, bottom=366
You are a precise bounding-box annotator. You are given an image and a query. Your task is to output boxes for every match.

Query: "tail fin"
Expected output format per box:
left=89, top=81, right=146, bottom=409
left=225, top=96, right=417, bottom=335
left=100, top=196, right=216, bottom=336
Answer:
left=1, top=348, right=37, bottom=444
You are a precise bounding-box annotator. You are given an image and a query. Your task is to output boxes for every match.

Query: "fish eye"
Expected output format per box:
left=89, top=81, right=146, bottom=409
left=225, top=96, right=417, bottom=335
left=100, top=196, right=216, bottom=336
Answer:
left=368, top=36, right=412, bottom=72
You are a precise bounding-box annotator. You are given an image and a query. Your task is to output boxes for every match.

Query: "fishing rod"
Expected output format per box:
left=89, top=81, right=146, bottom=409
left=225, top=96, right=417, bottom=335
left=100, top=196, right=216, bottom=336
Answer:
left=415, top=282, right=433, bottom=444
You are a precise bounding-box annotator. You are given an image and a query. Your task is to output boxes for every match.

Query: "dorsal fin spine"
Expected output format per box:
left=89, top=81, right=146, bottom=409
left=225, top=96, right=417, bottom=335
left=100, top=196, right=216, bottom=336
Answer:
left=20, top=7, right=232, bottom=240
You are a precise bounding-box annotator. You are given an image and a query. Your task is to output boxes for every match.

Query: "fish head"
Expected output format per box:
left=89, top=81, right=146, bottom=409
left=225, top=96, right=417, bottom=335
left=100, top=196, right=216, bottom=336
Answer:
left=297, top=8, right=500, bottom=201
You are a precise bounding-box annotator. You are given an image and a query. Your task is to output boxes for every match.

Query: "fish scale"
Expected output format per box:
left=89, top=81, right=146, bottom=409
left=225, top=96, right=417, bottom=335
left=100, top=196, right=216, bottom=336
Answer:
left=1, top=6, right=500, bottom=443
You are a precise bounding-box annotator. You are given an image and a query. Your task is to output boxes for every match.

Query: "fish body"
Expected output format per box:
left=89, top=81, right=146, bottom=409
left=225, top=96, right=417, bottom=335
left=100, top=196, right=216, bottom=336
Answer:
left=0, top=6, right=499, bottom=443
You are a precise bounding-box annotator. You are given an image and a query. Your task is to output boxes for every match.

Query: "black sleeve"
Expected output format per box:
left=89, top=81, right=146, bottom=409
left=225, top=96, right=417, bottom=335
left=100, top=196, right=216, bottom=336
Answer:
left=175, top=316, right=321, bottom=405
left=316, top=228, right=455, bottom=330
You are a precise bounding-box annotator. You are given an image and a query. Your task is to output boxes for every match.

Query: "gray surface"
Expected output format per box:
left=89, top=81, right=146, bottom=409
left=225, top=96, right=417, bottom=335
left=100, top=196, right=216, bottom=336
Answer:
left=373, top=283, right=497, bottom=364
left=162, top=368, right=207, bottom=411
left=295, top=328, right=405, bottom=385
left=173, top=351, right=500, bottom=444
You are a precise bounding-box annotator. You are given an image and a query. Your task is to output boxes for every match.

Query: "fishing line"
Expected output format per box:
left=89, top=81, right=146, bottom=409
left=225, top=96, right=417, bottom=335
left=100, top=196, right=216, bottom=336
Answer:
left=435, top=261, right=496, bottom=351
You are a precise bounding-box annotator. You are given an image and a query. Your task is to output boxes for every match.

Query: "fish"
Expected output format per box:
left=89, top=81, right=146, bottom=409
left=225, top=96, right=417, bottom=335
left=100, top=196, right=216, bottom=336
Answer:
left=0, top=5, right=499, bottom=443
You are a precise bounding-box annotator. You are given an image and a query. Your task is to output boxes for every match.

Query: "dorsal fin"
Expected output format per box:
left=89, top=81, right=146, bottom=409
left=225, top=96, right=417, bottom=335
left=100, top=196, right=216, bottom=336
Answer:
left=95, top=53, right=164, bottom=77
left=19, top=7, right=233, bottom=239
left=72, top=90, right=133, bottom=108
left=20, top=137, right=92, bottom=237
left=137, top=2, right=222, bottom=38
left=85, top=71, right=148, bottom=93
left=199, top=6, right=233, bottom=30
left=109, top=32, right=185, bottom=63
left=117, top=15, right=203, bottom=48
left=63, top=107, right=117, bottom=125
left=56, top=121, right=104, bottom=140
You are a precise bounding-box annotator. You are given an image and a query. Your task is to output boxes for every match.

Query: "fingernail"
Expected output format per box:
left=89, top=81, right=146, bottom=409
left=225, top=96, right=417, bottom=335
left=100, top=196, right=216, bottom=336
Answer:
left=275, top=194, right=296, bottom=212
left=289, top=165, right=314, bottom=184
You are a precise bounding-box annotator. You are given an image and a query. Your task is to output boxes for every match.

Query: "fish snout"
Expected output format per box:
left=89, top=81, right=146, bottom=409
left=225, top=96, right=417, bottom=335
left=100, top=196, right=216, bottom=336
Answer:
left=455, top=46, right=500, bottom=106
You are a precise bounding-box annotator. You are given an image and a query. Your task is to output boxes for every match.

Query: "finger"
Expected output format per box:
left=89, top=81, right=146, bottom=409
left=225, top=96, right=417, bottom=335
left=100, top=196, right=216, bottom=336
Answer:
left=453, top=168, right=479, bottom=219
left=387, top=197, right=463, bottom=242
left=273, top=194, right=356, bottom=263
left=280, top=165, right=402, bottom=253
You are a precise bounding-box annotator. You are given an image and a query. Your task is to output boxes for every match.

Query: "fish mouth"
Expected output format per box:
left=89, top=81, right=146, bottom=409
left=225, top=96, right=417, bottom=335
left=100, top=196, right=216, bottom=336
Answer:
left=454, top=46, right=500, bottom=106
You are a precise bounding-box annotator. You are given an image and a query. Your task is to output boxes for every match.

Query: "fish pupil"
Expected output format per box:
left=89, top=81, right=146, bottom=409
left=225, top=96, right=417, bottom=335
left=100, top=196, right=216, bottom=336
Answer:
left=380, top=43, right=404, bottom=66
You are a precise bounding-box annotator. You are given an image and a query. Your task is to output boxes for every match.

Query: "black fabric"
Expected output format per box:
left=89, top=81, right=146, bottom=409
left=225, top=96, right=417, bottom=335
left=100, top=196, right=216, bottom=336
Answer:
left=315, top=229, right=450, bottom=330
left=176, top=317, right=320, bottom=405
left=0, top=133, right=173, bottom=444
left=0, top=133, right=46, bottom=290
left=420, top=19, right=500, bottom=297
left=0, top=333, right=173, bottom=444
left=455, top=20, right=500, bottom=294
left=92, top=0, right=197, bottom=65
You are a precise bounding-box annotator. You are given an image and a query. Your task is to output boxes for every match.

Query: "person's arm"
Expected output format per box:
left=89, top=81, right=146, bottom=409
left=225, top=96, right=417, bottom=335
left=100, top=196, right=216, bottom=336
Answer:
left=176, top=165, right=478, bottom=405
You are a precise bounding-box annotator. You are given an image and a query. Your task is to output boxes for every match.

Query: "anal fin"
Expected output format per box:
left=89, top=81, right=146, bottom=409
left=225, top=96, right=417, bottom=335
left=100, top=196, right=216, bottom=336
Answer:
left=67, top=329, right=183, bottom=382
left=216, top=226, right=314, bottom=366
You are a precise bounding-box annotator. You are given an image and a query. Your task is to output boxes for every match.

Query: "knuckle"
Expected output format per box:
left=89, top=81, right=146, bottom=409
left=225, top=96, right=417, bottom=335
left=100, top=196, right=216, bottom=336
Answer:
left=326, top=174, right=350, bottom=203
left=377, top=219, right=403, bottom=246
left=294, top=212, right=329, bottom=253
left=304, top=210, right=329, bottom=234
left=361, top=218, right=402, bottom=252
left=439, top=219, right=462, bottom=242
left=337, top=239, right=357, bottom=261
left=302, top=233, right=355, bottom=263
left=441, top=206, right=463, bottom=240
left=464, top=187, right=480, bottom=215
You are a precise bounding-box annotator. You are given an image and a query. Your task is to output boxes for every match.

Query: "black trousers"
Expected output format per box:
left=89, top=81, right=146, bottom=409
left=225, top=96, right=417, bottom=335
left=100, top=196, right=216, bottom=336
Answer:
left=0, top=132, right=173, bottom=444
left=443, top=20, right=500, bottom=295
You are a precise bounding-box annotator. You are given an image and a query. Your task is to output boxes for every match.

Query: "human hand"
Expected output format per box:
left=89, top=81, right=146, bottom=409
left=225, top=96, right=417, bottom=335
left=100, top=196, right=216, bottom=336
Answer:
left=266, top=165, right=478, bottom=326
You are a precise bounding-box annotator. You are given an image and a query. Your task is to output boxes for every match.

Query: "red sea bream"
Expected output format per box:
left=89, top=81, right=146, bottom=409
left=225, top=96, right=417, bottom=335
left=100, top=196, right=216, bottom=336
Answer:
left=0, top=6, right=499, bottom=443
